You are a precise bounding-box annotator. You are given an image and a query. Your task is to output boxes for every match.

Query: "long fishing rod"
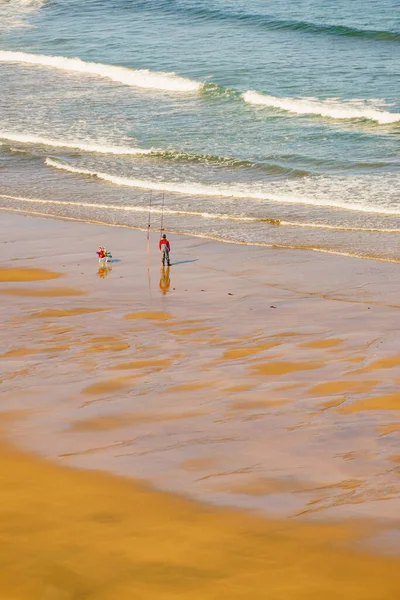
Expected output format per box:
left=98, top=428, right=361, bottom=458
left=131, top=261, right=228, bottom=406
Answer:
left=147, top=190, right=152, bottom=241
left=146, top=191, right=153, bottom=296
left=160, top=190, right=165, bottom=238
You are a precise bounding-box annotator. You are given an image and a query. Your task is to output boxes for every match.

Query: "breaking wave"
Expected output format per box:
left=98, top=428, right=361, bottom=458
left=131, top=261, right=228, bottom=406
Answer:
left=0, top=131, right=152, bottom=155
left=45, top=158, right=400, bottom=216
left=0, top=51, right=201, bottom=92
left=243, top=92, right=400, bottom=124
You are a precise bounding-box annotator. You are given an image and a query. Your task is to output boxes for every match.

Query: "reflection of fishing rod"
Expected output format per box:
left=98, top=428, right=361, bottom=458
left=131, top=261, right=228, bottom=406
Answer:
left=160, top=190, right=165, bottom=238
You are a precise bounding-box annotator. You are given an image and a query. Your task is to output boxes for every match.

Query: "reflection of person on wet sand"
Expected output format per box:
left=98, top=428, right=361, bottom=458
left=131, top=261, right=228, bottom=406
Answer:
left=97, top=264, right=112, bottom=279
left=159, top=266, right=171, bottom=295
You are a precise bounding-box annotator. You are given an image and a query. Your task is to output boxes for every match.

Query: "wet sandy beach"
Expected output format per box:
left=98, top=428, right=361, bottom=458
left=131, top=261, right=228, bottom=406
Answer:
left=0, top=211, right=399, bottom=597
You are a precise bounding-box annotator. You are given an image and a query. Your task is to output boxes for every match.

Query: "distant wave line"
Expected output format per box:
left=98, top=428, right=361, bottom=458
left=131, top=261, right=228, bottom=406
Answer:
left=138, top=2, right=400, bottom=42
left=0, top=50, right=201, bottom=92
left=44, top=158, right=400, bottom=216
left=243, top=92, right=400, bottom=124
left=1, top=193, right=399, bottom=233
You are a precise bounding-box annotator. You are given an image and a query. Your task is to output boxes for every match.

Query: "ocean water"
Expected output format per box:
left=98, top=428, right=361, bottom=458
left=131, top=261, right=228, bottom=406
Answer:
left=0, top=0, right=399, bottom=260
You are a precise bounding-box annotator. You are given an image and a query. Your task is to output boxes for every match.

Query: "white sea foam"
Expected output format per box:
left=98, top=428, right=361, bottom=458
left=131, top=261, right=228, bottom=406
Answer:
left=1, top=194, right=400, bottom=235
left=0, top=131, right=152, bottom=155
left=0, top=0, right=46, bottom=30
left=0, top=50, right=201, bottom=92
left=45, top=158, right=400, bottom=216
left=243, top=91, right=400, bottom=124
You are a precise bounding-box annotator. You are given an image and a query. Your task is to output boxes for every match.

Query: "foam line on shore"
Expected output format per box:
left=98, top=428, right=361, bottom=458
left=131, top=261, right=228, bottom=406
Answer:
left=2, top=193, right=400, bottom=233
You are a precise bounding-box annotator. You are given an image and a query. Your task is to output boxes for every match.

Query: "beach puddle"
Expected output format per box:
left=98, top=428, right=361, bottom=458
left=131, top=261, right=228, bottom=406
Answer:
left=251, top=361, right=323, bottom=376
left=0, top=267, right=63, bottom=282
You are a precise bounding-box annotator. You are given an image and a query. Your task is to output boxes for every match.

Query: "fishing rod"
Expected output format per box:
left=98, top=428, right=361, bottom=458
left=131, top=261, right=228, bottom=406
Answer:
left=160, top=190, right=165, bottom=238
left=147, top=190, right=152, bottom=241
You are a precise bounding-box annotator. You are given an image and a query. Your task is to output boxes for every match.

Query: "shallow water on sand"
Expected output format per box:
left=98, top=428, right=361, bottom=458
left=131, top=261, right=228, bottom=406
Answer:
left=1, top=214, right=399, bottom=531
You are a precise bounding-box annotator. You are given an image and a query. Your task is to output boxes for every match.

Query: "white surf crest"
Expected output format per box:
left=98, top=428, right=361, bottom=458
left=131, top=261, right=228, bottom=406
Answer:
left=243, top=91, right=400, bottom=124
left=0, top=51, right=202, bottom=92
left=0, top=131, right=152, bottom=155
left=45, top=158, right=400, bottom=216
left=0, top=0, right=46, bottom=30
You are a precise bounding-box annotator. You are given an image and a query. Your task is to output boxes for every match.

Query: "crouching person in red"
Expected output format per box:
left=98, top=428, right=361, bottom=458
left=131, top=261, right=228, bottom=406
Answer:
left=159, top=233, right=171, bottom=267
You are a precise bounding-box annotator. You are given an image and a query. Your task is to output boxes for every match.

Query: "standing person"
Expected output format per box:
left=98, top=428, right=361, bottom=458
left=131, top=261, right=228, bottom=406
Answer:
left=159, top=233, right=171, bottom=267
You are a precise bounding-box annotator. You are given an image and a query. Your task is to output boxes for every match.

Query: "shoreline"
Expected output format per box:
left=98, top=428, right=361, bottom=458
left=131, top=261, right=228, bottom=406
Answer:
left=1, top=210, right=399, bottom=528
left=2, top=204, right=400, bottom=265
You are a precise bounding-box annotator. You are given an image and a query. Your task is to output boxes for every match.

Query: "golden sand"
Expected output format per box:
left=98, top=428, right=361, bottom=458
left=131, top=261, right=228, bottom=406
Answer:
left=309, top=379, right=380, bottom=397
left=69, top=411, right=207, bottom=432
left=27, top=308, right=107, bottom=318
left=172, top=327, right=214, bottom=335
left=230, top=399, right=288, bottom=410
left=82, top=342, right=131, bottom=353
left=251, top=361, right=323, bottom=376
left=2, top=347, right=38, bottom=357
left=344, top=356, right=366, bottom=364
left=341, top=392, right=400, bottom=414
left=318, top=397, right=346, bottom=411
left=180, top=457, right=219, bottom=471
left=168, top=381, right=215, bottom=393
left=218, top=477, right=312, bottom=496
left=83, top=376, right=135, bottom=395
left=125, top=311, right=174, bottom=321
left=222, top=384, right=257, bottom=393
left=349, top=355, right=400, bottom=375
left=221, top=342, right=280, bottom=360
left=0, top=267, right=63, bottom=282
left=300, top=338, right=344, bottom=349
left=379, top=423, right=400, bottom=436
left=109, top=359, right=172, bottom=370
left=0, top=286, right=84, bottom=296
left=1, top=443, right=399, bottom=599
left=274, top=382, right=302, bottom=391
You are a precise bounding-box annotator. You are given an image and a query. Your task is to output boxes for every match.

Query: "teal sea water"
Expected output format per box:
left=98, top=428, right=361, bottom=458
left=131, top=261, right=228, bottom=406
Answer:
left=0, top=0, right=399, bottom=260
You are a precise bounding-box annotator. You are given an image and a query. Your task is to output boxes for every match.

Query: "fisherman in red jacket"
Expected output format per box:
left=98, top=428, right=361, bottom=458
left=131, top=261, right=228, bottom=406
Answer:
left=159, top=233, right=171, bottom=267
